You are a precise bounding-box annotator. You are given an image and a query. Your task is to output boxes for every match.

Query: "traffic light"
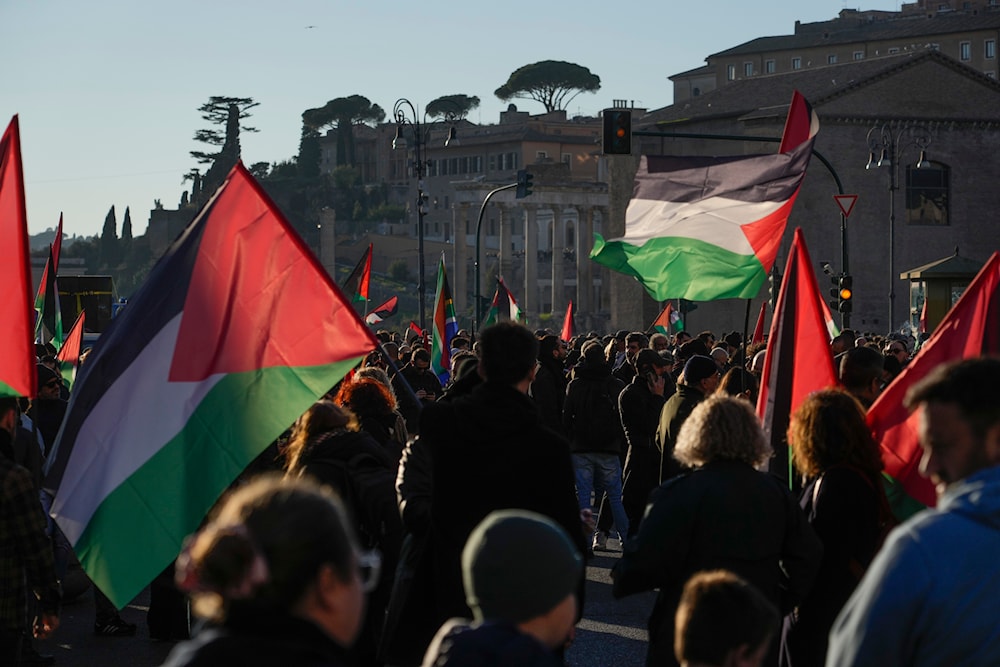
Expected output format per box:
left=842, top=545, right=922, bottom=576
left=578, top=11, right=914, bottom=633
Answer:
left=829, top=274, right=853, bottom=312
left=838, top=275, right=853, bottom=313
left=602, top=109, right=632, bottom=155
left=516, top=169, right=534, bottom=199
left=769, top=271, right=782, bottom=308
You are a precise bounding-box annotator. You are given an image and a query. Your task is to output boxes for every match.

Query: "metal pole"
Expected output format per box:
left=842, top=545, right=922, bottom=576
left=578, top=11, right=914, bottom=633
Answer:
left=473, top=182, right=519, bottom=336
left=888, top=149, right=897, bottom=332
left=414, top=118, right=427, bottom=332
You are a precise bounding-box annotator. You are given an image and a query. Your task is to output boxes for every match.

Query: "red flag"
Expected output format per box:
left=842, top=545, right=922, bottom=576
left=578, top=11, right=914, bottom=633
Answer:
left=0, top=116, right=36, bottom=398
left=561, top=300, right=574, bottom=341
left=53, top=212, right=64, bottom=269
left=751, top=301, right=767, bottom=344
left=409, top=320, right=428, bottom=347
left=56, top=310, right=85, bottom=390
left=868, top=252, right=1000, bottom=514
left=919, top=297, right=928, bottom=334
left=756, top=228, right=838, bottom=482
left=342, top=243, right=372, bottom=303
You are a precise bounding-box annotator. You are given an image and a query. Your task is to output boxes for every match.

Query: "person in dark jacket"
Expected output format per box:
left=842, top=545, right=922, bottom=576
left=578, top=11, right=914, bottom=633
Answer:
left=563, top=340, right=628, bottom=545
left=530, top=335, right=568, bottom=435
left=619, top=349, right=672, bottom=537
left=612, top=396, right=822, bottom=667
left=655, top=355, right=721, bottom=484
left=334, top=376, right=408, bottom=466
left=420, top=510, right=582, bottom=667
left=284, top=401, right=403, bottom=667
left=162, top=475, right=371, bottom=667
left=391, top=323, right=586, bottom=665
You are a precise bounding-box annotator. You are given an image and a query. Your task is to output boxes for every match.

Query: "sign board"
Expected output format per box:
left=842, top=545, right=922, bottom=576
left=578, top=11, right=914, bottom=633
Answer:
left=834, top=194, right=858, bottom=219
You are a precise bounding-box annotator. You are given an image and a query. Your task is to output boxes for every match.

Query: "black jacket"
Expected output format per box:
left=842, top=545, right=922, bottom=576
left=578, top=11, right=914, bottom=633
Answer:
left=563, top=361, right=626, bottom=456
left=530, top=358, right=567, bottom=435
left=613, top=460, right=823, bottom=667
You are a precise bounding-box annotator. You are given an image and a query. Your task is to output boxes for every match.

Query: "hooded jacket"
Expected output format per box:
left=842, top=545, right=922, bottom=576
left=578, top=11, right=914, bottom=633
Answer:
left=827, top=465, right=1000, bottom=667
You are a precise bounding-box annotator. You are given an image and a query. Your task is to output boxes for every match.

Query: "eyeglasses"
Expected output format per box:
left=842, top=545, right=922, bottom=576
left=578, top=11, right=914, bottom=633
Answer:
left=44, top=380, right=60, bottom=389
left=886, top=347, right=906, bottom=355
left=357, top=550, right=382, bottom=593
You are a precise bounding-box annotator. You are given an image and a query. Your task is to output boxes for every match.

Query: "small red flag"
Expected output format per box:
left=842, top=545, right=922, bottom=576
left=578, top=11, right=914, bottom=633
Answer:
left=56, top=310, right=86, bottom=390
left=561, top=300, right=574, bottom=341
left=868, top=251, right=1000, bottom=514
left=751, top=301, right=767, bottom=345
left=0, top=116, right=36, bottom=398
left=756, top=228, right=838, bottom=483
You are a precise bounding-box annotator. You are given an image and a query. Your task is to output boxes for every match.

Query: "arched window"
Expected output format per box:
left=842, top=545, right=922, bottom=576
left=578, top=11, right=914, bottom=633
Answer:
left=906, top=160, right=949, bottom=226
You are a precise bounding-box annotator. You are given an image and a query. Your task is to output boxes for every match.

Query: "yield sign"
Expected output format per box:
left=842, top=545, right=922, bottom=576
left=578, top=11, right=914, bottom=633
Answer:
left=834, top=194, right=858, bottom=218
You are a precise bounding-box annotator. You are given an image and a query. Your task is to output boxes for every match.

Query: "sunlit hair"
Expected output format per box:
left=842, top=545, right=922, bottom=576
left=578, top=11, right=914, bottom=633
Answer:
left=788, top=388, right=884, bottom=479
left=674, top=395, right=771, bottom=468
left=716, top=367, right=759, bottom=403
left=335, top=376, right=397, bottom=414
left=176, top=474, right=357, bottom=623
left=284, top=400, right=358, bottom=474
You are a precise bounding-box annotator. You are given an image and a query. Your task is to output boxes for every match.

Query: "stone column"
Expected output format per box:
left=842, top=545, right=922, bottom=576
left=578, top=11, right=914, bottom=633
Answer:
left=608, top=155, right=645, bottom=331
left=498, top=203, right=513, bottom=290
left=551, top=209, right=565, bottom=316
left=523, top=205, right=538, bottom=319
left=453, top=203, right=469, bottom=318
left=319, top=207, right=337, bottom=280
left=578, top=206, right=594, bottom=323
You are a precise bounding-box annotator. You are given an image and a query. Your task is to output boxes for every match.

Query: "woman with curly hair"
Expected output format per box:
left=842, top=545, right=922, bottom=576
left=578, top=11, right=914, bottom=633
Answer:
left=334, top=375, right=408, bottom=465
left=780, top=388, right=892, bottom=667
left=612, top=396, right=822, bottom=667
left=285, top=401, right=402, bottom=667
left=162, top=475, right=375, bottom=667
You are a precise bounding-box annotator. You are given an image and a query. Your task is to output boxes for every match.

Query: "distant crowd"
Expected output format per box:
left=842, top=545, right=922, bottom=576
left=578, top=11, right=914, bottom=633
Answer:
left=2, top=322, right=998, bottom=667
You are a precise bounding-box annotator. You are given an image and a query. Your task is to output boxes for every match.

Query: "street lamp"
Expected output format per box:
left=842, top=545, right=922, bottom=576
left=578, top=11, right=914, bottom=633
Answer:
left=392, top=98, right=459, bottom=331
left=865, top=123, right=932, bottom=331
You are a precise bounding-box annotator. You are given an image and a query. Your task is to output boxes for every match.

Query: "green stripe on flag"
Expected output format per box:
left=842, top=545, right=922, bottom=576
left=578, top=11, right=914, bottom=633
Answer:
left=883, top=472, right=927, bottom=523
left=73, top=358, right=363, bottom=607
left=591, top=234, right=767, bottom=301
left=0, top=379, right=25, bottom=398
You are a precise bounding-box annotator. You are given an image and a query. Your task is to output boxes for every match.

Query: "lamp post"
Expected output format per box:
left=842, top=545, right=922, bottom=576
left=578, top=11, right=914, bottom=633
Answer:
left=392, top=99, right=459, bottom=331
left=865, top=123, right=932, bottom=331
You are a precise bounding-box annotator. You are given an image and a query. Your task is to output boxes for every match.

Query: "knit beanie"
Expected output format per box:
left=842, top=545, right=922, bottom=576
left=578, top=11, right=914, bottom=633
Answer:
left=684, top=355, right=720, bottom=384
left=462, top=510, right=582, bottom=623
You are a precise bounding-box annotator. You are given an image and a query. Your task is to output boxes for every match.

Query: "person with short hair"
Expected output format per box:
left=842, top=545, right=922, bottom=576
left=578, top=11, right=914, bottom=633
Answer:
left=613, top=396, right=822, bottom=667
left=675, top=570, right=779, bottom=667
left=421, top=510, right=582, bottom=666
left=162, top=474, right=371, bottom=667
left=827, top=358, right=1000, bottom=667
left=838, top=347, right=885, bottom=409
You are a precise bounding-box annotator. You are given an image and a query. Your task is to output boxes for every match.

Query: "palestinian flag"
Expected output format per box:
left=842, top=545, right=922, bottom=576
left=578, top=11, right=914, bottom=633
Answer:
left=35, top=244, right=64, bottom=349
left=365, top=296, right=398, bottom=326
left=820, top=293, right=841, bottom=340
left=430, top=255, right=458, bottom=383
left=45, top=163, right=377, bottom=607
left=0, top=116, right=36, bottom=399
left=756, top=228, right=838, bottom=484
left=481, top=277, right=523, bottom=328
left=342, top=242, right=372, bottom=303
left=591, top=91, right=819, bottom=301
left=56, top=310, right=85, bottom=391
left=751, top=301, right=767, bottom=345
left=868, top=251, right=1000, bottom=519
left=561, top=300, right=574, bottom=342
left=652, top=300, right=682, bottom=335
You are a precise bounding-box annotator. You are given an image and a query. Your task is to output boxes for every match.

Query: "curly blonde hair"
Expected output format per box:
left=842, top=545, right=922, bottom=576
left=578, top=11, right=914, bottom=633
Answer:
left=674, top=395, right=772, bottom=468
left=788, top=388, right=884, bottom=479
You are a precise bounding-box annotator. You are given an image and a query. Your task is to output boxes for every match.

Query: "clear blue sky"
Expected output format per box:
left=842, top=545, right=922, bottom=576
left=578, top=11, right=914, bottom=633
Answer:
left=1, top=1, right=900, bottom=239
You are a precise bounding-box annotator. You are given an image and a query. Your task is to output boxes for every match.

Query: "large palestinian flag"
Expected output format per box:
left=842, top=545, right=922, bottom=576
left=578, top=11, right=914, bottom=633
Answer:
left=591, top=91, right=819, bottom=301
left=46, top=163, right=377, bottom=607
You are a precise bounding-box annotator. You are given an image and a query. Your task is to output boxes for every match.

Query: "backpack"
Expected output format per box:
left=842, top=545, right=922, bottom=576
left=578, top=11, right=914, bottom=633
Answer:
left=573, top=377, right=624, bottom=452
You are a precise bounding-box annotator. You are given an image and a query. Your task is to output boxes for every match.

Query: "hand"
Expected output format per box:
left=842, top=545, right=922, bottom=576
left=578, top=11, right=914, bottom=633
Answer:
left=33, top=613, right=59, bottom=639
left=648, top=373, right=666, bottom=396
left=415, top=389, right=427, bottom=399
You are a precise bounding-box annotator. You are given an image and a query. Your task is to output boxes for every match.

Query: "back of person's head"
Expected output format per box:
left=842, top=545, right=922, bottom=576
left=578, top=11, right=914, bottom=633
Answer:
left=678, top=339, right=710, bottom=362
left=789, top=388, right=883, bottom=479
left=674, top=395, right=771, bottom=468
left=285, top=401, right=358, bottom=473
left=538, top=334, right=560, bottom=361
left=176, top=475, right=361, bottom=628
left=905, top=357, right=1000, bottom=440
left=582, top=339, right=607, bottom=366
left=354, top=366, right=393, bottom=393
left=411, top=348, right=431, bottom=365
left=716, top=367, right=759, bottom=404
left=675, top=570, right=778, bottom=667
left=479, top=323, right=538, bottom=386
left=839, top=346, right=884, bottom=393
left=336, top=376, right=397, bottom=415
left=462, top=510, right=582, bottom=627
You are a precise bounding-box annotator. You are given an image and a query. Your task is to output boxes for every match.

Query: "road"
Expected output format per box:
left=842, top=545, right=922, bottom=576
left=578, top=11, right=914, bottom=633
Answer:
left=35, top=540, right=654, bottom=667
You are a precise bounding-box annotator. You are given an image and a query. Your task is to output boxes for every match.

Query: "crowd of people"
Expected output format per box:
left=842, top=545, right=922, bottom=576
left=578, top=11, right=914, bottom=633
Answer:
left=2, top=321, right=998, bottom=667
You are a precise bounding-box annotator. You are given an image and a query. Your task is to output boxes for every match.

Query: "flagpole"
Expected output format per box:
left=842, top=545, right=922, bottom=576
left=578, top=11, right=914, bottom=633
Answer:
left=741, top=299, right=752, bottom=370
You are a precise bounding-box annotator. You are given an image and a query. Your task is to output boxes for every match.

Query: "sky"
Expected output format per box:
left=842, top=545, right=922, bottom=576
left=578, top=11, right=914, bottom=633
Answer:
left=1, top=0, right=902, bottom=240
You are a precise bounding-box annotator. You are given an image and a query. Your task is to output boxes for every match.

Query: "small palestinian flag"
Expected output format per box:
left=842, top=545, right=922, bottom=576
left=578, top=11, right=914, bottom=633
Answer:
left=365, top=296, right=398, bottom=325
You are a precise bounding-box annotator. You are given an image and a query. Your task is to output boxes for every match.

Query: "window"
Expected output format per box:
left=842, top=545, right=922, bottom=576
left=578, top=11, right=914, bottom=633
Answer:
left=727, top=64, right=736, bottom=80
left=986, top=39, right=996, bottom=59
left=827, top=54, right=838, bottom=64
left=888, top=47, right=900, bottom=54
left=562, top=153, right=572, bottom=164
left=473, top=156, right=482, bottom=172
left=489, top=154, right=496, bottom=171
left=960, top=41, right=971, bottom=61
left=536, top=151, right=548, bottom=160
left=791, top=57, right=802, bottom=70
left=853, top=51, right=864, bottom=60
left=906, top=162, right=949, bottom=226
left=764, top=59, right=775, bottom=73
left=744, top=62, right=754, bottom=77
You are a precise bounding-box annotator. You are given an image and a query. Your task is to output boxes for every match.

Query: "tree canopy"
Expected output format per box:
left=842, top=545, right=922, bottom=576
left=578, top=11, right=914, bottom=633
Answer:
left=426, top=94, right=480, bottom=120
left=302, top=95, right=386, bottom=167
left=494, top=60, right=601, bottom=113
left=190, top=96, right=259, bottom=164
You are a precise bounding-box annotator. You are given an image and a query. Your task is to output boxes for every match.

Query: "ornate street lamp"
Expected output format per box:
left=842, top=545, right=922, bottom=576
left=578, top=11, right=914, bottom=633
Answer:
left=865, top=123, right=932, bottom=331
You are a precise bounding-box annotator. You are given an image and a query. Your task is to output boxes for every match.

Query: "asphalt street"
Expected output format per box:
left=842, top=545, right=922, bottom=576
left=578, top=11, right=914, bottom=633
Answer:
left=33, top=539, right=655, bottom=667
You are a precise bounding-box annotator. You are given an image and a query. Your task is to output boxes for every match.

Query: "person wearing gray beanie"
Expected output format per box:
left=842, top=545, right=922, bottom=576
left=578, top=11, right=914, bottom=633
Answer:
left=421, top=510, right=583, bottom=666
